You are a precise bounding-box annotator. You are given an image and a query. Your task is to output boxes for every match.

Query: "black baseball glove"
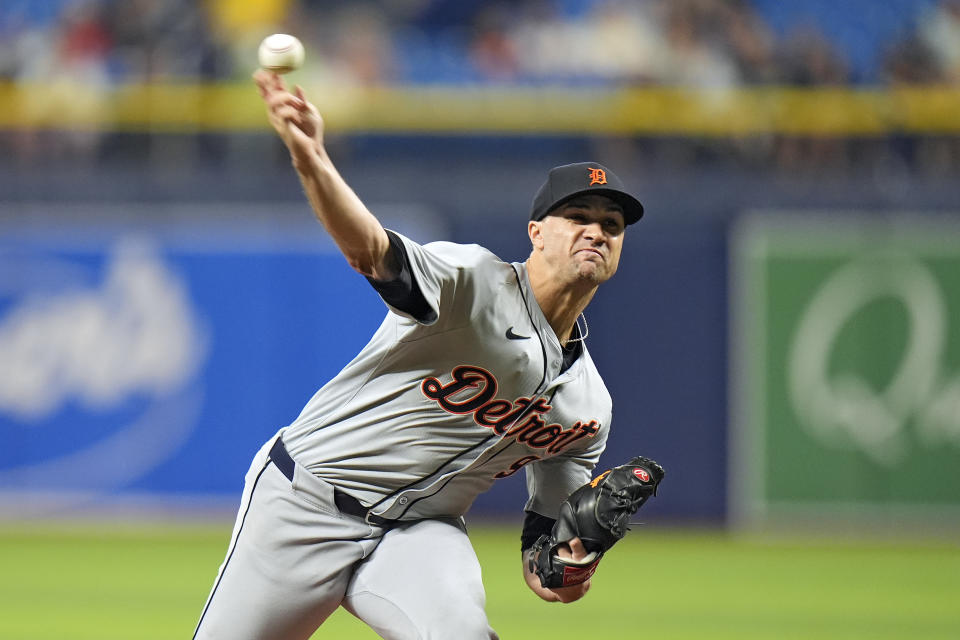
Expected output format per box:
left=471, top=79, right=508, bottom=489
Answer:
left=529, top=456, right=664, bottom=589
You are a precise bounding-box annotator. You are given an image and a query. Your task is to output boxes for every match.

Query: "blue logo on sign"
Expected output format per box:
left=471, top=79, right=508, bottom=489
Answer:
left=0, top=237, right=207, bottom=514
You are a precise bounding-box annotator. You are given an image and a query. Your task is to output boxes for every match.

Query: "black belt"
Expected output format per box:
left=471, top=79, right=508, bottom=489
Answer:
left=268, top=437, right=399, bottom=527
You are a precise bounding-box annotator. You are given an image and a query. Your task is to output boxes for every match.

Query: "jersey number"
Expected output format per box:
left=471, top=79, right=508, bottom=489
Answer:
left=494, top=455, right=540, bottom=479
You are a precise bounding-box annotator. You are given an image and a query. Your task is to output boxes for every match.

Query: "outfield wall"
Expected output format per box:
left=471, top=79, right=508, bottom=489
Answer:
left=1, top=145, right=958, bottom=529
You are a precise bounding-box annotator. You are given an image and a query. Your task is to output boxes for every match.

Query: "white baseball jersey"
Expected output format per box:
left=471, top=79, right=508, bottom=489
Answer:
left=282, top=230, right=612, bottom=521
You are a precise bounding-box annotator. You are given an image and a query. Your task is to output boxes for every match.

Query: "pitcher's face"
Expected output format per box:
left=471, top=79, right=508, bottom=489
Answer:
left=530, top=195, right=626, bottom=285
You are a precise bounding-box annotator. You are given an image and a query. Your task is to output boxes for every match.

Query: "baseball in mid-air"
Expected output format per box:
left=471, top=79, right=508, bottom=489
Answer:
left=258, top=34, right=305, bottom=74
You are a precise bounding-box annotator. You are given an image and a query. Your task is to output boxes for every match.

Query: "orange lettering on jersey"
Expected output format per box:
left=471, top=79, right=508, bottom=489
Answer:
left=421, top=365, right=601, bottom=459
left=421, top=365, right=498, bottom=414
left=548, top=420, right=599, bottom=454
left=588, top=168, right=607, bottom=186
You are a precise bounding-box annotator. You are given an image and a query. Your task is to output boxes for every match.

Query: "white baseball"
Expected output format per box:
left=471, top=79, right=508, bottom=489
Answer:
left=258, top=34, right=305, bottom=74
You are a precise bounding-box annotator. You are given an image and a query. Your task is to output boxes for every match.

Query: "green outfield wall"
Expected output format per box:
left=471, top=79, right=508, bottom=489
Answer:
left=731, top=216, right=960, bottom=527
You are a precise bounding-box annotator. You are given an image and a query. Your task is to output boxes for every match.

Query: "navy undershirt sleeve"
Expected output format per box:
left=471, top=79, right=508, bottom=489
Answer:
left=365, top=230, right=436, bottom=323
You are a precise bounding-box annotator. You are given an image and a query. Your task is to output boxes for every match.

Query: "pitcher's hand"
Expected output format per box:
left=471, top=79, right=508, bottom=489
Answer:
left=253, top=70, right=323, bottom=169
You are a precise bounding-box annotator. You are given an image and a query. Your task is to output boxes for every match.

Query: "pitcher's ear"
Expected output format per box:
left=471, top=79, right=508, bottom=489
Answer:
left=528, top=220, right=545, bottom=250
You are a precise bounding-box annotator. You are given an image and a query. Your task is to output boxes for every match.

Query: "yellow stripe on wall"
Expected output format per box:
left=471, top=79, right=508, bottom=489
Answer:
left=1, top=82, right=958, bottom=136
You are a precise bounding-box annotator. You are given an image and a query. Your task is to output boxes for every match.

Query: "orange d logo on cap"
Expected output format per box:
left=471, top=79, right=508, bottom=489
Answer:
left=530, top=161, right=644, bottom=225
left=588, top=167, right=607, bottom=186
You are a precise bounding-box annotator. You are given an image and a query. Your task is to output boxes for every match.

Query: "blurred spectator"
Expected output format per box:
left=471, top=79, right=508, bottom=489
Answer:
left=105, top=0, right=232, bottom=80
left=883, top=35, right=943, bottom=84
left=10, top=1, right=112, bottom=162
left=659, top=0, right=741, bottom=88
left=468, top=4, right=519, bottom=82
left=776, top=23, right=849, bottom=85
left=770, top=22, right=852, bottom=174
left=504, top=0, right=668, bottom=83
left=586, top=0, right=669, bottom=83
left=720, top=0, right=778, bottom=83
left=330, top=5, right=395, bottom=85
left=506, top=1, right=589, bottom=81
left=58, top=1, right=111, bottom=71
left=917, top=0, right=960, bottom=82
left=882, top=2, right=960, bottom=177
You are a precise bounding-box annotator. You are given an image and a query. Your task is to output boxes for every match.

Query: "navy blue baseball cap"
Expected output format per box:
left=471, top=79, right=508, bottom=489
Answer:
left=530, top=162, right=644, bottom=225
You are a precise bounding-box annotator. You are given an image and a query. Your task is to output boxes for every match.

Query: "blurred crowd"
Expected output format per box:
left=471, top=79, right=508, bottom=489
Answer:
left=1, top=0, right=959, bottom=174
left=3, top=0, right=960, bottom=86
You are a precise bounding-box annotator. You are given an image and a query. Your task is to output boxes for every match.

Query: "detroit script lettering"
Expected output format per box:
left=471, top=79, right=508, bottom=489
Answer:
left=420, top=365, right=600, bottom=455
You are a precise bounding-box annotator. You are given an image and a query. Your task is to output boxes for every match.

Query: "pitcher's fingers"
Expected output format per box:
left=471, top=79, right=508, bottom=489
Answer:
left=266, top=91, right=305, bottom=113
left=293, top=86, right=317, bottom=115
left=274, top=105, right=304, bottom=125
left=253, top=70, right=273, bottom=98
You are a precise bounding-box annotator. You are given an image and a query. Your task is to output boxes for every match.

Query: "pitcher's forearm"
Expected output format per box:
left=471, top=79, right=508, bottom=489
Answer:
left=295, top=144, right=393, bottom=280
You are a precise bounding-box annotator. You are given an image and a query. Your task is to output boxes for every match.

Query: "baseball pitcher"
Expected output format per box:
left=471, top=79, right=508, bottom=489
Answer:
left=192, top=71, right=664, bottom=640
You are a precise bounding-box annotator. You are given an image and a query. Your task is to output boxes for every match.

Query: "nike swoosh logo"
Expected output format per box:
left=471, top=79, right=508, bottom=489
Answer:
left=505, top=327, right=530, bottom=340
